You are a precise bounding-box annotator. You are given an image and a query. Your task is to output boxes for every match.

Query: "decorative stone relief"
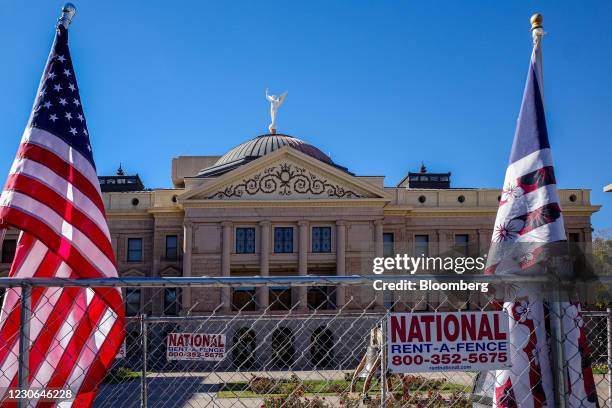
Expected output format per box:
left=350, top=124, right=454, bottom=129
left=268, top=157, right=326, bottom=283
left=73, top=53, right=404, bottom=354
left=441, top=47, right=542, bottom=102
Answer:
left=206, top=163, right=368, bottom=199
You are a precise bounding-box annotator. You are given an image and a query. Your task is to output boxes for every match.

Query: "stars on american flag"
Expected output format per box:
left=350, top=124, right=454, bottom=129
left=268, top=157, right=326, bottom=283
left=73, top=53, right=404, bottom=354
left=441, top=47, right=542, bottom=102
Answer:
left=29, top=47, right=93, bottom=164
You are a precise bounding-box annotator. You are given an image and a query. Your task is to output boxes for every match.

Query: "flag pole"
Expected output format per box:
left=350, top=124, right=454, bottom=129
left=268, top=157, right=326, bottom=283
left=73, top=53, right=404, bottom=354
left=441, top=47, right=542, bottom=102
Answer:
left=530, top=13, right=543, bottom=32
left=57, top=2, right=77, bottom=30
left=16, top=5, right=78, bottom=406
left=530, top=13, right=569, bottom=407
left=0, top=3, right=77, bottom=262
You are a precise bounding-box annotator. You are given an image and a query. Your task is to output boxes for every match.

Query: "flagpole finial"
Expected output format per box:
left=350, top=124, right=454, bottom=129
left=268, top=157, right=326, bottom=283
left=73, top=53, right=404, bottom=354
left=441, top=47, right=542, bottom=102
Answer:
left=57, top=3, right=77, bottom=30
left=530, top=13, right=543, bottom=31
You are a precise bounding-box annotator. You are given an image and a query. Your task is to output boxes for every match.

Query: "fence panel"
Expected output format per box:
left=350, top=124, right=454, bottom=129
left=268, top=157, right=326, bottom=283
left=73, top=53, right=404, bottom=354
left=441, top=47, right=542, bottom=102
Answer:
left=0, top=276, right=609, bottom=408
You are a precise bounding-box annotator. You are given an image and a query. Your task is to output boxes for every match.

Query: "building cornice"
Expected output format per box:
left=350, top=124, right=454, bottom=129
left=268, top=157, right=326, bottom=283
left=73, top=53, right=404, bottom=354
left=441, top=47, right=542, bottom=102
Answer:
left=181, top=198, right=389, bottom=209
left=384, top=205, right=601, bottom=217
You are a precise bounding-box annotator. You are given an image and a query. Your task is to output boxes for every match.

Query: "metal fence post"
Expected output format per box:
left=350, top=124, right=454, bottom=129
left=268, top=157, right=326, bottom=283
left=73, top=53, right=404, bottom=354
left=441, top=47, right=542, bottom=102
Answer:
left=380, top=317, right=387, bottom=408
left=140, top=314, right=148, bottom=408
left=607, top=307, right=611, bottom=407
left=17, top=284, right=31, bottom=408
left=550, top=291, right=568, bottom=408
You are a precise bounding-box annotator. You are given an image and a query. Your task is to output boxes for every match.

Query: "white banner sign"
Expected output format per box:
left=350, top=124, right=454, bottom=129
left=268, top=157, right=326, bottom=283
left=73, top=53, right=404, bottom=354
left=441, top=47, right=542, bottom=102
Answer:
left=166, top=333, right=226, bottom=361
left=387, top=311, right=510, bottom=373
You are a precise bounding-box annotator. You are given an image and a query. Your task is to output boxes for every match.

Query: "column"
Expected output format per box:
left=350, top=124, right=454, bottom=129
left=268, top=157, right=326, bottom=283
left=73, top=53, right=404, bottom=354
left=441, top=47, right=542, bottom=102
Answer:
left=181, top=221, right=193, bottom=314
left=221, top=222, right=232, bottom=312
left=152, top=227, right=161, bottom=315
left=336, top=221, right=346, bottom=308
left=297, top=221, right=309, bottom=312
left=374, top=219, right=384, bottom=309
left=257, top=221, right=271, bottom=311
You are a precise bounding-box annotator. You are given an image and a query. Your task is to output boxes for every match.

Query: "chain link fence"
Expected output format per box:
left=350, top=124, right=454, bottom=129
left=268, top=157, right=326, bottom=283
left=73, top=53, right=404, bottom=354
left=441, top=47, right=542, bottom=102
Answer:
left=0, top=275, right=610, bottom=407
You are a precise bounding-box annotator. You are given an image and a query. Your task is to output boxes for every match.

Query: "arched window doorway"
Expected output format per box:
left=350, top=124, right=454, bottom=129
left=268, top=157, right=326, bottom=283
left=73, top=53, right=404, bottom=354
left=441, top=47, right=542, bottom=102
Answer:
left=232, top=328, right=256, bottom=369
left=310, top=327, right=333, bottom=368
left=271, top=327, right=294, bottom=369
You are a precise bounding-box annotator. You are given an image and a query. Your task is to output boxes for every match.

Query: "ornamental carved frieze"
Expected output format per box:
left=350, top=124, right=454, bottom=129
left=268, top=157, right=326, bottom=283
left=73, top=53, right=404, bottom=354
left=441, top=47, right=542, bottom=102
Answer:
left=207, top=163, right=367, bottom=199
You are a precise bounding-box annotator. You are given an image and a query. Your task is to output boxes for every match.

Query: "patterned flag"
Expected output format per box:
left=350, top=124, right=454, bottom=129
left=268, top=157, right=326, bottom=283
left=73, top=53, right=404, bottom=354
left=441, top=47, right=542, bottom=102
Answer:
left=0, top=23, right=124, bottom=406
left=486, top=26, right=597, bottom=408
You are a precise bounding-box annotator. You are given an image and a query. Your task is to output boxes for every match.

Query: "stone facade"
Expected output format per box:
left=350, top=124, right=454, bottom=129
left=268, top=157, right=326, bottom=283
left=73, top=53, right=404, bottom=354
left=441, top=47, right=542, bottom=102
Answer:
left=0, top=136, right=601, bottom=318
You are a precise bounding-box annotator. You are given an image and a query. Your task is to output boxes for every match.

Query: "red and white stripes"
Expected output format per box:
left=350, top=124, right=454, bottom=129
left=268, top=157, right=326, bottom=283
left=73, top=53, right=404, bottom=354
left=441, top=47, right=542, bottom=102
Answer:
left=0, top=127, right=124, bottom=406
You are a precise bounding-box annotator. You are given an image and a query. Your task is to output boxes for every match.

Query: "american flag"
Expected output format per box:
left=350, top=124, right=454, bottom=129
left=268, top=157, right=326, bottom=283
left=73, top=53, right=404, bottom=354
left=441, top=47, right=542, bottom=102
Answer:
left=0, top=23, right=124, bottom=406
left=486, top=25, right=597, bottom=408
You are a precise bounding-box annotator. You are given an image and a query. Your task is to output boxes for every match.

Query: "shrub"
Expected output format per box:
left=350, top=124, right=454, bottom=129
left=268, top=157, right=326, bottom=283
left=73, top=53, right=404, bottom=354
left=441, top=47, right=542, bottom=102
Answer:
left=262, top=395, right=331, bottom=408
left=103, top=367, right=139, bottom=384
left=249, top=375, right=279, bottom=394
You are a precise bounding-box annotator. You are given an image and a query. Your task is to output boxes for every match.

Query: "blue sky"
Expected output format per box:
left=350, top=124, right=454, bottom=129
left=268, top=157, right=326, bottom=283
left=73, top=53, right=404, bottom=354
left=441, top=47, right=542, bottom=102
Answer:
left=0, top=1, right=610, bottom=231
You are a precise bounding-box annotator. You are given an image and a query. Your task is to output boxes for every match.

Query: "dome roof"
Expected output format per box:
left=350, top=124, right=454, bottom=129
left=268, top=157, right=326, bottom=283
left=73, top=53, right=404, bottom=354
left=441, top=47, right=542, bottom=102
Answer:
left=197, top=134, right=345, bottom=177
left=215, top=134, right=333, bottom=166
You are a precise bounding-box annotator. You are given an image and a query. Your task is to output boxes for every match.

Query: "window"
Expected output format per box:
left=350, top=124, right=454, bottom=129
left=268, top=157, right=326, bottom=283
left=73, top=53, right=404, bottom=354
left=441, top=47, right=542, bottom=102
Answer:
left=271, top=327, right=294, bottom=368
left=310, top=327, right=334, bottom=368
left=236, top=227, right=256, bottom=254
left=455, top=234, right=469, bottom=256
left=312, top=227, right=331, bottom=253
left=307, top=287, right=336, bottom=310
left=232, top=287, right=256, bottom=311
left=269, top=287, right=292, bottom=310
left=125, top=288, right=141, bottom=316
left=568, top=233, right=581, bottom=243
left=414, top=235, right=429, bottom=257
left=232, top=328, right=256, bottom=368
left=127, top=238, right=143, bottom=262
left=383, top=233, right=394, bottom=257
left=163, top=288, right=179, bottom=315
left=165, top=235, right=178, bottom=260
left=1, top=239, right=16, bottom=264
left=274, top=227, right=293, bottom=253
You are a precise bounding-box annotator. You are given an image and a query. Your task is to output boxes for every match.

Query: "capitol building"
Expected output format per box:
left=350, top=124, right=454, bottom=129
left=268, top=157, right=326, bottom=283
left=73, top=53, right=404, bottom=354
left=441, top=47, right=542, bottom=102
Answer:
left=0, top=132, right=600, bottom=317
left=0, top=130, right=601, bottom=369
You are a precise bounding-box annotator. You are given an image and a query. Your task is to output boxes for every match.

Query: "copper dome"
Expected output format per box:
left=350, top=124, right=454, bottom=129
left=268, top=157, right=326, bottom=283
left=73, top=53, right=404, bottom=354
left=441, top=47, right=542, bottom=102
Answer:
left=197, top=133, right=348, bottom=178
left=215, top=134, right=333, bottom=166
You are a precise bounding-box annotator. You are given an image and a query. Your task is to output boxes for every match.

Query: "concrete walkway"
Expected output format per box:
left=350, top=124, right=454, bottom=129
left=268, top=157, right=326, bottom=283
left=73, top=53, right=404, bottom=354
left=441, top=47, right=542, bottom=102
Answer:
left=94, top=371, right=610, bottom=407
